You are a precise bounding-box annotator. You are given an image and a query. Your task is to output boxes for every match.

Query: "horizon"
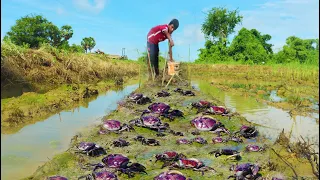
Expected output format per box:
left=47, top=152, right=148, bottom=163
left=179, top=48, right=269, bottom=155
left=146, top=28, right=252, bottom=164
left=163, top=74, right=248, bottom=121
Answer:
left=1, top=0, right=319, bottom=61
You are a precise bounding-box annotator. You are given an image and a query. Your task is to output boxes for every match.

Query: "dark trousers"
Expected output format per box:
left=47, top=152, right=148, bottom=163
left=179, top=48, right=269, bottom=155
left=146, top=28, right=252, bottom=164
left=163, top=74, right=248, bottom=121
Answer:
left=147, top=42, right=159, bottom=77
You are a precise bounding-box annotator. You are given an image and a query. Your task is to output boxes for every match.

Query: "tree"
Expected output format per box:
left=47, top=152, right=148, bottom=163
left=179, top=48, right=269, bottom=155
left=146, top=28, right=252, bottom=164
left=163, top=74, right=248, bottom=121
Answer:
left=250, top=29, right=273, bottom=54
left=201, top=7, right=243, bottom=46
left=60, top=25, right=73, bottom=42
left=81, top=37, right=96, bottom=53
left=69, top=44, right=85, bottom=53
left=5, top=14, right=62, bottom=48
left=228, top=28, right=269, bottom=64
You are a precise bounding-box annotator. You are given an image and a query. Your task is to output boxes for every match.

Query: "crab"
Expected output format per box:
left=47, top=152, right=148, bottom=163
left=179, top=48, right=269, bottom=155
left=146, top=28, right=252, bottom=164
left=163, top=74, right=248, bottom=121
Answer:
left=154, top=170, right=191, bottom=180
left=209, top=148, right=241, bottom=160
left=176, top=138, right=192, bottom=145
left=78, top=170, right=118, bottom=180
left=145, top=103, right=184, bottom=121
left=234, top=125, right=258, bottom=139
left=134, top=135, right=160, bottom=146
left=191, top=100, right=212, bottom=109
left=228, top=163, right=260, bottom=180
left=168, top=130, right=184, bottom=136
left=88, top=154, right=147, bottom=178
left=190, top=116, right=230, bottom=135
left=212, top=137, right=228, bottom=144
left=204, top=106, right=229, bottom=115
left=245, top=144, right=266, bottom=152
left=99, top=120, right=134, bottom=134
left=162, top=109, right=184, bottom=121
left=166, top=158, right=216, bottom=175
left=128, top=93, right=151, bottom=105
left=112, top=138, right=130, bottom=147
left=47, top=176, right=68, bottom=180
left=155, top=151, right=187, bottom=168
left=192, top=137, right=208, bottom=144
left=129, top=115, right=169, bottom=132
left=157, top=90, right=170, bottom=97
left=76, top=142, right=107, bottom=157
left=227, top=136, right=244, bottom=143
left=174, top=88, right=195, bottom=96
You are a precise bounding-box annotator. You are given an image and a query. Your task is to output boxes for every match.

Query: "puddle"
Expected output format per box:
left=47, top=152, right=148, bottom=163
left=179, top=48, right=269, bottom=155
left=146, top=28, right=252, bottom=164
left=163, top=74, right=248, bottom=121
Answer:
left=192, top=80, right=319, bottom=150
left=1, top=84, right=139, bottom=180
left=269, top=90, right=285, bottom=102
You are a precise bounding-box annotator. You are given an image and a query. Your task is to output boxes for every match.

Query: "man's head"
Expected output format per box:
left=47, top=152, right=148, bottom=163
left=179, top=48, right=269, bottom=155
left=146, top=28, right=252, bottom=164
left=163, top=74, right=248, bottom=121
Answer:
left=168, top=19, right=179, bottom=33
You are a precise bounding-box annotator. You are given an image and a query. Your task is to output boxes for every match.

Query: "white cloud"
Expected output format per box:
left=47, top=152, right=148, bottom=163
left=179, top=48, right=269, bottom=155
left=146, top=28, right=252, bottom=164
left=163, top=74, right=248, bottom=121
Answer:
left=175, top=24, right=205, bottom=46
left=72, top=0, right=107, bottom=13
left=237, top=0, right=319, bottom=52
left=56, top=8, right=64, bottom=15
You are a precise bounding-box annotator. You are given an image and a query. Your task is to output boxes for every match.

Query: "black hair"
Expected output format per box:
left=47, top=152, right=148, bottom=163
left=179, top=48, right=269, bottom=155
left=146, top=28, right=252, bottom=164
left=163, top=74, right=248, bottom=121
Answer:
left=169, top=19, right=179, bottom=30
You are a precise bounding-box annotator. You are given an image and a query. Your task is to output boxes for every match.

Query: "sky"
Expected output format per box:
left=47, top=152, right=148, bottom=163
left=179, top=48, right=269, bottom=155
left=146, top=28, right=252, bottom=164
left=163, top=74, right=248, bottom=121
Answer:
left=1, top=0, right=319, bottom=61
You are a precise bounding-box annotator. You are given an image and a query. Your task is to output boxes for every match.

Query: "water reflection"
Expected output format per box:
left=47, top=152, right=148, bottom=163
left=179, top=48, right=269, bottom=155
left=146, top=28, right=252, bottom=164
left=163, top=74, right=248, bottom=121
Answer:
left=1, top=84, right=138, bottom=180
left=193, top=80, right=319, bottom=148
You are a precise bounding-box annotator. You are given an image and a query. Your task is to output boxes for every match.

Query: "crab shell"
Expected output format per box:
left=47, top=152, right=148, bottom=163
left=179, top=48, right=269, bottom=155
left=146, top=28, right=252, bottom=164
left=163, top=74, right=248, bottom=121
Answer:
left=102, top=154, right=130, bottom=168
left=103, top=120, right=121, bottom=131
left=199, top=100, right=211, bottom=107
left=154, top=170, right=187, bottom=180
left=176, top=138, right=191, bottom=144
left=212, top=137, right=224, bottom=143
left=193, top=137, right=207, bottom=144
left=141, top=115, right=161, bottom=126
left=232, top=163, right=259, bottom=176
left=246, top=144, right=261, bottom=152
left=209, top=106, right=228, bottom=114
left=47, top=176, right=68, bottom=180
left=129, top=93, right=143, bottom=101
left=190, top=116, right=219, bottom=131
left=94, top=171, right=118, bottom=180
left=177, top=158, right=204, bottom=168
left=78, top=142, right=96, bottom=151
left=148, top=103, right=170, bottom=114
left=156, top=151, right=178, bottom=161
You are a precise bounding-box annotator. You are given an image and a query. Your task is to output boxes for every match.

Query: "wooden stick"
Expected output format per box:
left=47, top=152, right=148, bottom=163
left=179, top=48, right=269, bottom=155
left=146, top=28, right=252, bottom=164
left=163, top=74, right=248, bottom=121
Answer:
left=146, top=46, right=155, bottom=81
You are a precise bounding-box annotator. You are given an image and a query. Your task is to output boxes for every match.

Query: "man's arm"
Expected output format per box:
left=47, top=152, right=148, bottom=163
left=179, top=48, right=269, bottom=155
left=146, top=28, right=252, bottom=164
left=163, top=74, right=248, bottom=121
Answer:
left=163, top=30, right=174, bottom=61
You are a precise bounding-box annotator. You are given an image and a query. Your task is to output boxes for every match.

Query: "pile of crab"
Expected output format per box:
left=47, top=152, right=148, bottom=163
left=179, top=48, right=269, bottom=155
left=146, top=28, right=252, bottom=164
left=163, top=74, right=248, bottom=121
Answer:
left=47, top=87, right=286, bottom=180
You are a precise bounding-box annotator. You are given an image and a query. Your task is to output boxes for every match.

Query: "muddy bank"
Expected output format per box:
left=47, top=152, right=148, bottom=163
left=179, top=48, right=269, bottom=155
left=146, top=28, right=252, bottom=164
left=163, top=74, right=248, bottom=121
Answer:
left=25, top=82, right=318, bottom=180
left=1, top=78, right=139, bottom=134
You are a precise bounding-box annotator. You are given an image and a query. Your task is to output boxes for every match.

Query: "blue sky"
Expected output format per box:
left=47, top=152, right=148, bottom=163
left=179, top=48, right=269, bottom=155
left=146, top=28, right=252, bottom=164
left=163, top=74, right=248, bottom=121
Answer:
left=1, top=0, right=319, bottom=61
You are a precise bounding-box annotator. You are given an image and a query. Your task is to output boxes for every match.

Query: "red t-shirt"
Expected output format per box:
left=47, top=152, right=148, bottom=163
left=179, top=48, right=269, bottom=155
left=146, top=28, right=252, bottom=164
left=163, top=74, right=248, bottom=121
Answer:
left=147, top=24, right=169, bottom=44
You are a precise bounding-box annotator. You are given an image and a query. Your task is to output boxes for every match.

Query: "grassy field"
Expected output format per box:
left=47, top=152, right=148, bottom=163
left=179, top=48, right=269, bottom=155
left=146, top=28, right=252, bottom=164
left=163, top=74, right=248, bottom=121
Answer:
left=25, top=82, right=318, bottom=180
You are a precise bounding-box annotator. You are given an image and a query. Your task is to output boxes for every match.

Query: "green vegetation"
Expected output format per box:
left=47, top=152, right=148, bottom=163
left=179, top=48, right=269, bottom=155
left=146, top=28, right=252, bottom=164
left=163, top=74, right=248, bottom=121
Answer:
left=81, top=37, right=96, bottom=53
left=197, top=7, right=319, bottom=66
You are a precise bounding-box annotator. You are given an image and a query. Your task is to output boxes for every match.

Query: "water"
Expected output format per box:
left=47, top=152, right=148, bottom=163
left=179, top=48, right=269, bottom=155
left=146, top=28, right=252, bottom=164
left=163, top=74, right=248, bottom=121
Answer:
left=193, top=80, right=319, bottom=148
left=1, top=84, right=139, bottom=180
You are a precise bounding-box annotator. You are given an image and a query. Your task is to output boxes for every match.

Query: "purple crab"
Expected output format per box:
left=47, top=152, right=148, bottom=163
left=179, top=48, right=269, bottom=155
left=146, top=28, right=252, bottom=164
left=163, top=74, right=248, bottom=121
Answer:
left=245, top=144, right=266, bottom=152
left=145, top=103, right=184, bottom=121
left=212, top=137, right=227, bottom=144
left=234, top=125, right=258, bottom=139
left=89, top=154, right=147, bottom=178
left=47, top=176, right=68, bottom=180
left=134, top=135, right=160, bottom=146
left=99, top=120, right=134, bottom=134
left=112, top=138, right=130, bottom=147
left=157, top=90, right=170, bottom=97
left=176, top=138, right=192, bottom=145
left=155, top=151, right=187, bottom=168
left=227, top=136, right=244, bottom=143
left=154, top=170, right=191, bottom=180
left=209, top=148, right=241, bottom=160
left=192, top=137, right=208, bottom=144
left=76, top=142, right=107, bottom=157
left=205, top=106, right=229, bottom=115
left=190, top=116, right=230, bottom=135
left=166, top=158, right=215, bottom=175
left=191, top=100, right=212, bottom=109
left=228, top=163, right=260, bottom=179
left=78, top=170, right=118, bottom=180
left=129, top=115, right=169, bottom=132
left=128, top=93, right=152, bottom=105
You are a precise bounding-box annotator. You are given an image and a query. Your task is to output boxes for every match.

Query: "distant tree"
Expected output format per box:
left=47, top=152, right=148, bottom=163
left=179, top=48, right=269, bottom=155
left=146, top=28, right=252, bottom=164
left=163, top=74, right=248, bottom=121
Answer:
left=250, top=29, right=273, bottom=54
left=201, top=7, right=243, bottom=46
left=69, top=44, right=85, bottom=53
left=60, top=25, right=73, bottom=41
left=229, top=28, right=269, bottom=64
left=81, top=37, right=96, bottom=53
left=5, top=14, right=62, bottom=48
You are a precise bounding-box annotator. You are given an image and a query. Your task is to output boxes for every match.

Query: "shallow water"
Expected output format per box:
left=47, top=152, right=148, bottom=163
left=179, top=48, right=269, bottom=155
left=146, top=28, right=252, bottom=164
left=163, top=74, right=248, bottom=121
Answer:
left=193, top=80, right=319, bottom=149
left=1, top=84, right=139, bottom=180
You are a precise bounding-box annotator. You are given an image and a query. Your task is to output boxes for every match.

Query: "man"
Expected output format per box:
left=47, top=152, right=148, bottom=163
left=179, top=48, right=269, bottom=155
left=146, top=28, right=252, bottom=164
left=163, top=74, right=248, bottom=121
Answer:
left=146, top=19, right=179, bottom=80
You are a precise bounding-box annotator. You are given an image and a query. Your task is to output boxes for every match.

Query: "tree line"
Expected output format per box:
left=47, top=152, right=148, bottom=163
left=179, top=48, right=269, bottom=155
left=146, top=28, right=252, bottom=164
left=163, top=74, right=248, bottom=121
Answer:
left=3, top=14, right=97, bottom=53
left=197, top=7, right=319, bottom=65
